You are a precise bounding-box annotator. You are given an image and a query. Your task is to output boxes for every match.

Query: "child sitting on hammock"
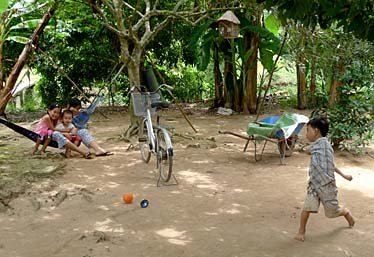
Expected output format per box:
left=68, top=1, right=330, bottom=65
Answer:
left=55, top=110, right=82, bottom=158
left=32, top=103, right=61, bottom=155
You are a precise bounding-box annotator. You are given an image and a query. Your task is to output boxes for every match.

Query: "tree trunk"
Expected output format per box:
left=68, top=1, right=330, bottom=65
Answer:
left=310, top=60, right=316, bottom=106
left=213, top=44, right=223, bottom=107
left=230, top=39, right=240, bottom=112
left=328, top=62, right=345, bottom=107
left=0, top=46, right=4, bottom=90
left=0, top=3, right=57, bottom=116
left=297, top=62, right=307, bottom=109
left=223, top=41, right=234, bottom=109
left=244, top=30, right=259, bottom=114
left=121, top=43, right=144, bottom=138
left=223, top=61, right=234, bottom=109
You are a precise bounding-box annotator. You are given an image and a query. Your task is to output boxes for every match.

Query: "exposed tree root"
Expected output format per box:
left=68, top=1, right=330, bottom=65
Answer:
left=122, top=124, right=139, bottom=141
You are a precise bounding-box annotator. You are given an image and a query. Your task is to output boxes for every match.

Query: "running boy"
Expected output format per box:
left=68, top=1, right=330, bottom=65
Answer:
left=295, top=117, right=355, bottom=242
left=55, top=110, right=81, bottom=158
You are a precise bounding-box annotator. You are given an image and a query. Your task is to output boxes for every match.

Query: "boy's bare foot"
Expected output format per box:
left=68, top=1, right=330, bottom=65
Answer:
left=34, top=150, right=42, bottom=155
left=345, top=211, right=355, bottom=227
left=294, top=233, right=305, bottom=242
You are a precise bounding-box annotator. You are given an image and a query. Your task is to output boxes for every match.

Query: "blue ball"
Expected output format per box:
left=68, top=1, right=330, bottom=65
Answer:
left=140, top=199, right=149, bottom=208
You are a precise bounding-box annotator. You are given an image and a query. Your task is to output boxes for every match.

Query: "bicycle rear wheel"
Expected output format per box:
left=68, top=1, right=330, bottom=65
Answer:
left=139, top=118, right=151, bottom=163
left=156, top=129, right=173, bottom=182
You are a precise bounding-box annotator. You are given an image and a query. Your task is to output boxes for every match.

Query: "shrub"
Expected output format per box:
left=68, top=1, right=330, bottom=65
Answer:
left=312, top=83, right=373, bottom=154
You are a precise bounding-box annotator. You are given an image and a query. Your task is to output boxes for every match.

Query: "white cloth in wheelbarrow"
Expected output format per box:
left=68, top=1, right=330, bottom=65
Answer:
left=247, top=113, right=309, bottom=140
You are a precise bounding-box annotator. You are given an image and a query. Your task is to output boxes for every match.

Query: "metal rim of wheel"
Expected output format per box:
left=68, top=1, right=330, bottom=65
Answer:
left=157, top=130, right=173, bottom=182
left=139, top=119, right=151, bottom=163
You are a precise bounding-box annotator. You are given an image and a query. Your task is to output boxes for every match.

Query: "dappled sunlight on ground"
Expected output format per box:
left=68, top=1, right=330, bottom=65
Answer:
left=337, top=167, right=374, bottom=198
left=42, top=213, right=62, bottom=220
left=178, top=169, right=219, bottom=190
left=191, top=159, right=215, bottom=164
left=93, top=218, right=125, bottom=234
left=155, top=227, right=192, bottom=245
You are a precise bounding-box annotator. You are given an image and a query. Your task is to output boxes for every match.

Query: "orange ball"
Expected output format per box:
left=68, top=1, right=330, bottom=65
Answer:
left=122, top=192, right=133, bottom=204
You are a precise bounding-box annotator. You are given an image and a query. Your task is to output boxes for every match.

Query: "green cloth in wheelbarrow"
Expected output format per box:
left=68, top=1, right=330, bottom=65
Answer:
left=247, top=113, right=305, bottom=139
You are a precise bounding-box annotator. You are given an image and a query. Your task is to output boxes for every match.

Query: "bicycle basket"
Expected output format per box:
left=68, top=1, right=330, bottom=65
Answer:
left=131, top=92, right=160, bottom=117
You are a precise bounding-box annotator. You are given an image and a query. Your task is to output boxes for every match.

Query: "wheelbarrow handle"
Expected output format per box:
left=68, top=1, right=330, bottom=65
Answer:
left=218, top=130, right=252, bottom=140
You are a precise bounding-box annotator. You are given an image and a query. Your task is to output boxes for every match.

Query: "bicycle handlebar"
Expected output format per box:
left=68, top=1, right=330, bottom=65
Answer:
left=129, top=84, right=174, bottom=95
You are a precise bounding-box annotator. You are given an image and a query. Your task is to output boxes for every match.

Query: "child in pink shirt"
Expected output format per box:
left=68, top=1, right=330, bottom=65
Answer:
left=32, top=103, right=61, bottom=155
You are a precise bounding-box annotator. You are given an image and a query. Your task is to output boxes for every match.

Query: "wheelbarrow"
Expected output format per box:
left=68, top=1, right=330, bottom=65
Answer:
left=219, top=113, right=309, bottom=164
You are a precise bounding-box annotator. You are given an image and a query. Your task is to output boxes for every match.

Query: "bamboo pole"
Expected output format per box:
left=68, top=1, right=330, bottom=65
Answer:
left=144, top=51, right=198, bottom=133
left=255, top=29, right=288, bottom=121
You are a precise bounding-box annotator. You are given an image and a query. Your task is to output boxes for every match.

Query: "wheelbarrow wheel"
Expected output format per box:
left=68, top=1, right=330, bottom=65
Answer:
left=278, top=137, right=297, bottom=157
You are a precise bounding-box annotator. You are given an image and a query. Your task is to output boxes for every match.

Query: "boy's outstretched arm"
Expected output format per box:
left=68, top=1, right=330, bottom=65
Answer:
left=335, top=166, right=353, bottom=181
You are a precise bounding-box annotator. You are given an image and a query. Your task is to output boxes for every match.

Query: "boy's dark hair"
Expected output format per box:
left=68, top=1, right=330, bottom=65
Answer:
left=308, top=117, right=329, bottom=137
left=68, top=98, right=81, bottom=108
left=62, top=109, right=73, bottom=117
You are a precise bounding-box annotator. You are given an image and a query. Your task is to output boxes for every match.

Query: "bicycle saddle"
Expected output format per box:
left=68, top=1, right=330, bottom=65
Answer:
left=151, top=101, right=169, bottom=109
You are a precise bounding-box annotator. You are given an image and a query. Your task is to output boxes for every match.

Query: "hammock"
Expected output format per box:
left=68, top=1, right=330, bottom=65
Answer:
left=0, top=117, right=59, bottom=148
left=0, top=95, right=104, bottom=147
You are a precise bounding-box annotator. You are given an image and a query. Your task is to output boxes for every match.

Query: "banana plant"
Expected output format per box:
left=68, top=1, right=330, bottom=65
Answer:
left=0, top=0, right=44, bottom=84
left=188, top=9, right=282, bottom=113
left=0, top=0, right=58, bottom=115
left=0, top=0, right=12, bottom=85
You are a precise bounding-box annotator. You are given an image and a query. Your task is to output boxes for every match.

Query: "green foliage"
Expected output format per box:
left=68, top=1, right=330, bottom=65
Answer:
left=264, top=13, right=280, bottom=35
left=0, top=0, right=8, bottom=15
left=33, top=1, right=119, bottom=106
left=21, top=96, right=40, bottom=112
left=187, top=21, right=218, bottom=71
left=148, top=19, right=196, bottom=68
left=241, top=24, right=281, bottom=72
left=158, top=62, right=213, bottom=103
left=315, top=99, right=373, bottom=154
left=312, top=59, right=374, bottom=152
left=259, top=0, right=374, bottom=41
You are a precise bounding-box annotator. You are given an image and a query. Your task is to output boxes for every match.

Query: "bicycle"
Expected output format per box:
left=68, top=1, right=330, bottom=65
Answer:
left=130, top=84, right=176, bottom=185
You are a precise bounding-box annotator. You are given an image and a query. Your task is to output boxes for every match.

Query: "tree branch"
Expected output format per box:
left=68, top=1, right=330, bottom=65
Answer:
left=122, top=1, right=144, bottom=17
left=88, top=0, right=125, bottom=37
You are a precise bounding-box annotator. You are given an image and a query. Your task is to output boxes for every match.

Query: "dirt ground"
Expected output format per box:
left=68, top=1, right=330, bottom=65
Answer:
left=1, top=107, right=374, bottom=257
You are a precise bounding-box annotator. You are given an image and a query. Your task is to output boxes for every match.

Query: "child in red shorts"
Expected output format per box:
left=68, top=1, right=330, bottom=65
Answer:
left=55, top=110, right=82, bottom=158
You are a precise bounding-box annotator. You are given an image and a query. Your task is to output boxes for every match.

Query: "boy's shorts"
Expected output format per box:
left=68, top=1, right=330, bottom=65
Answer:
left=303, top=182, right=342, bottom=218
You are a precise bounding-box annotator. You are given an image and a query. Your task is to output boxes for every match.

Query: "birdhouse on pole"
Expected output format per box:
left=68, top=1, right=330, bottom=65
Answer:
left=217, top=10, right=240, bottom=39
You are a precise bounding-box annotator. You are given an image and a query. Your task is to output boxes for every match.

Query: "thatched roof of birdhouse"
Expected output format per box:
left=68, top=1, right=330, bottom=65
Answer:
left=217, top=11, right=240, bottom=24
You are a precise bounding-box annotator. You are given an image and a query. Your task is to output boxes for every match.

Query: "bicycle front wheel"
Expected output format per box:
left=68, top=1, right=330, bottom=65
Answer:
left=139, top=118, right=151, bottom=163
left=156, top=129, right=173, bottom=182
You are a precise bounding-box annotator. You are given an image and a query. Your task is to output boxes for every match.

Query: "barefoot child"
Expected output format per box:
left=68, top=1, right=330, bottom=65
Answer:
left=295, top=117, right=355, bottom=242
left=32, top=103, right=61, bottom=155
left=55, top=110, right=81, bottom=158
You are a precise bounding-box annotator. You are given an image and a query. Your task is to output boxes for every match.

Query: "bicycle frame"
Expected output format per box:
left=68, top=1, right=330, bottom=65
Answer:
left=144, top=106, right=156, bottom=152
left=131, top=84, right=176, bottom=184
left=143, top=106, right=173, bottom=157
